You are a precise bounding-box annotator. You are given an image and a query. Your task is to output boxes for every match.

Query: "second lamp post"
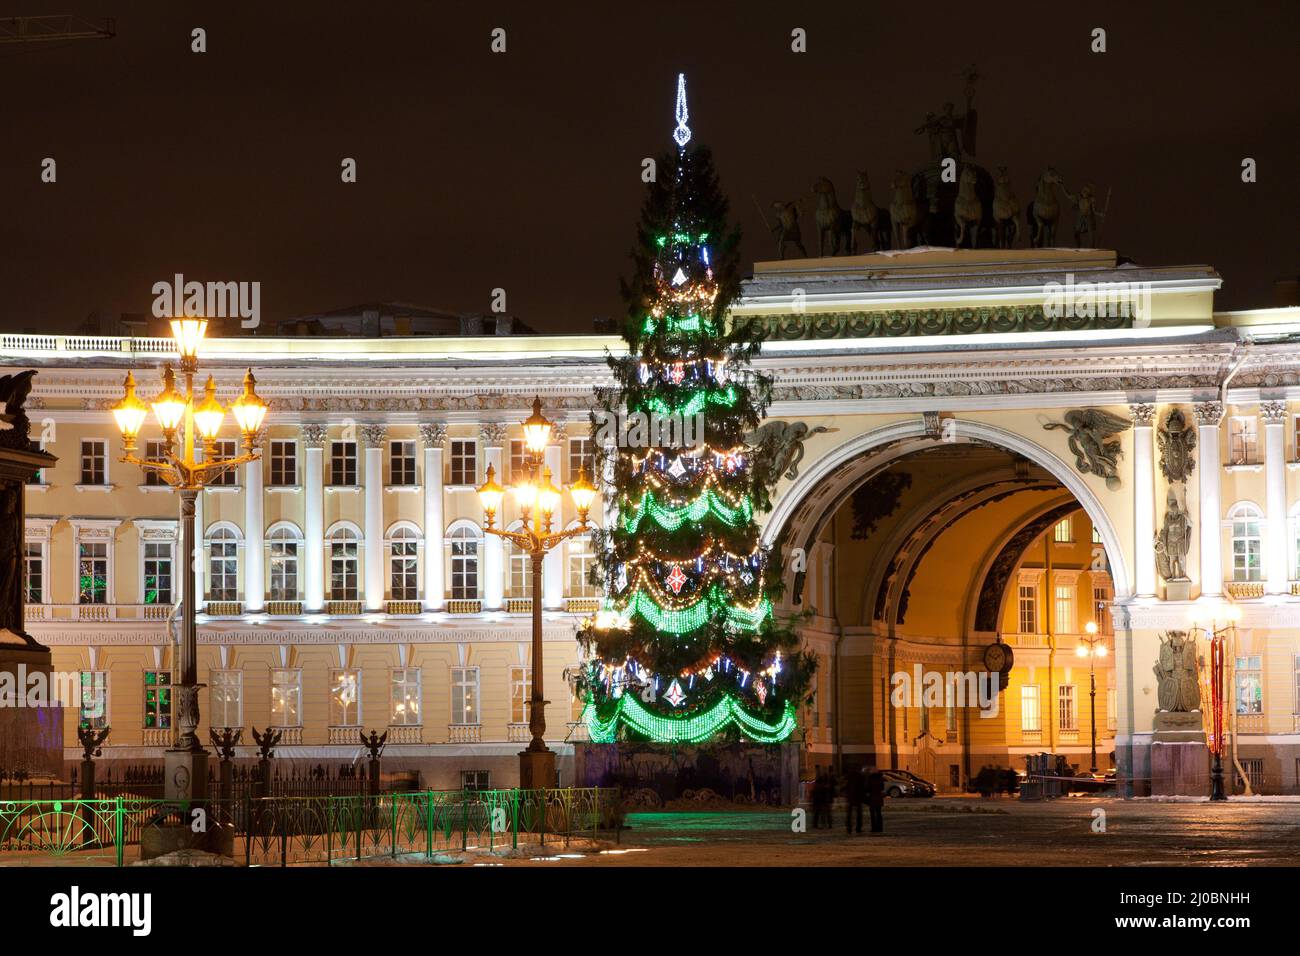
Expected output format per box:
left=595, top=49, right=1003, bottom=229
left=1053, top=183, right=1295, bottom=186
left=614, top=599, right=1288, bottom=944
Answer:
left=477, top=398, right=595, bottom=788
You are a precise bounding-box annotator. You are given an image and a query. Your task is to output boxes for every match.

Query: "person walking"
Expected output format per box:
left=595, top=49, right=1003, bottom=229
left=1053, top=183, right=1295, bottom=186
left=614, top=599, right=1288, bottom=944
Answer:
left=845, top=766, right=865, bottom=834
left=866, top=768, right=885, bottom=834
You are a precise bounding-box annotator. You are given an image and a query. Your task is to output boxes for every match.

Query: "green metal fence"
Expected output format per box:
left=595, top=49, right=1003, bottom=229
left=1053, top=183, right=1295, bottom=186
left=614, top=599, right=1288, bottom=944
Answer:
left=0, top=787, right=622, bottom=867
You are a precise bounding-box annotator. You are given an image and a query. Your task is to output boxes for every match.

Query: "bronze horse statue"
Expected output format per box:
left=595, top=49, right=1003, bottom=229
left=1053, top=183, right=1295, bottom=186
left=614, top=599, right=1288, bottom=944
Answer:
left=851, top=171, right=890, bottom=253
left=1026, top=167, right=1063, bottom=247
left=992, top=165, right=1020, bottom=248
left=811, top=176, right=852, bottom=256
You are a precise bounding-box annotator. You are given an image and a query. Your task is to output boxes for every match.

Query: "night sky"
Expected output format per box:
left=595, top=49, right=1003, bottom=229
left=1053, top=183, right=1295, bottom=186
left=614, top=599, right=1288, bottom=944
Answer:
left=2, top=0, right=1296, bottom=334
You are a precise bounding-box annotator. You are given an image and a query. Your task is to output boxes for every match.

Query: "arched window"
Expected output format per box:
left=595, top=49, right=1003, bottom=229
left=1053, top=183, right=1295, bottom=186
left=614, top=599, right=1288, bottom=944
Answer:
left=567, top=531, right=596, bottom=597
left=207, top=526, right=240, bottom=602
left=1230, top=503, right=1263, bottom=582
left=448, top=525, right=480, bottom=600
left=388, top=524, right=420, bottom=601
left=329, top=525, right=360, bottom=600
left=505, top=522, right=529, bottom=598
left=267, top=523, right=301, bottom=601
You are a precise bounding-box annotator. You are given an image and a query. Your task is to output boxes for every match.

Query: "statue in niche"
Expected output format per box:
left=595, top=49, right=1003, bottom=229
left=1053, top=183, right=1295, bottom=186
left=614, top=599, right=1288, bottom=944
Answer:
left=1157, top=408, right=1196, bottom=483
left=1154, top=489, right=1192, bottom=582
left=1153, top=630, right=1200, bottom=713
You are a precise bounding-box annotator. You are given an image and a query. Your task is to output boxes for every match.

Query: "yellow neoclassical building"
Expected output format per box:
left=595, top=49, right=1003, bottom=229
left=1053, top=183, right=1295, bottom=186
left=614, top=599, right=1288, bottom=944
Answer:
left=7, top=247, right=1300, bottom=794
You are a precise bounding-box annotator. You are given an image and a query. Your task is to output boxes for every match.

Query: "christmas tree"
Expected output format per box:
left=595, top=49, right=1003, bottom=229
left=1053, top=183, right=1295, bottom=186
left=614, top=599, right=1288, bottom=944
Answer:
left=578, top=75, right=813, bottom=744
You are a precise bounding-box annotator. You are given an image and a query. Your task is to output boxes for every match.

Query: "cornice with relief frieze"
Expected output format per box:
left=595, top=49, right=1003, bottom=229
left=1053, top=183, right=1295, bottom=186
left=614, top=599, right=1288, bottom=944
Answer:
left=30, top=623, right=584, bottom=645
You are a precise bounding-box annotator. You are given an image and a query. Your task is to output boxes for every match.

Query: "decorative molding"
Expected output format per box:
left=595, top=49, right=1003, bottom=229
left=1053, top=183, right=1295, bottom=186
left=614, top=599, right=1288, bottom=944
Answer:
left=1128, top=403, right=1156, bottom=426
left=134, top=519, right=178, bottom=542
left=68, top=517, right=123, bottom=540
left=301, top=423, right=328, bottom=447
left=30, top=623, right=584, bottom=646
left=922, top=410, right=942, bottom=439
left=479, top=422, right=507, bottom=445
left=419, top=422, right=447, bottom=447
left=734, top=305, right=1131, bottom=341
left=1192, top=401, right=1224, bottom=426
left=1259, top=400, right=1288, bottom=422
left=359, top=423, right=388, bottom=447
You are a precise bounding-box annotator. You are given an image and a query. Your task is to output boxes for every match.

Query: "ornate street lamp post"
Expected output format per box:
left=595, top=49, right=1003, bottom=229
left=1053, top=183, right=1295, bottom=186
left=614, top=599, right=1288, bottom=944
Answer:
left=477, top=398, right=595, bottom=788
left=1188, top=602, right=1241, bottom=802
left=111, top=318, right=268, bottom=805
left=1075, top=621, right=1108, bottom=775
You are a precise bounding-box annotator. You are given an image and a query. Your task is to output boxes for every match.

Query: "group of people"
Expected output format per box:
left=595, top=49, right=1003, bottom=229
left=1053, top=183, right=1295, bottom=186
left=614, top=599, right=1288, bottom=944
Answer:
left=810, top=766, right=885, bottom=834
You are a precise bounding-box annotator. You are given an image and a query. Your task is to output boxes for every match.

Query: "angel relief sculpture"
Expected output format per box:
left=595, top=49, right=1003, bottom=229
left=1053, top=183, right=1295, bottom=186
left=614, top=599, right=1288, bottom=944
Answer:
left=1042, top=409, right=1132, bottom=490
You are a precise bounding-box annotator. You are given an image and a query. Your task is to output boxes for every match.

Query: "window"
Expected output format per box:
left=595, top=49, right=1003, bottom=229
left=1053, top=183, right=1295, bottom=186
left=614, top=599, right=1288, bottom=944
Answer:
left=208, top=528, right=239, bottom=601
left=269, top=440, right=297, bottom=485
left=268, top=527, right=299, bottom=600
left=391, top=668, right=421, bottom=725
left=23, top=543, right=42, bottom=604
left=567, top=534, right=597, bottom=597
left=1107, top=687, right=1117, bottom=731
left=1295, top=654, right=1300, bottom=715
left=143, top=671, right=171, bottom=730
left=945, top=704, right=957, bottom=738
left=1017, top=584, right=1036, bottom=634
left=209, top=439, right=238, bottom=485
left=78, top=542, right=108, bottom=604
left=143, top=541, right=173, bottom=605
left=389, top=440, right=417, bottom=486
left=390, top=527, right=419, bottom=600
left=510, top=665, right=531, bottom=724
left=144, top=439, right=167, bottom=485
left=1053, top=517, right=1073, bottom=543
left=1054, top=582, right=1074, bottom=634
left=330, top=440, right=358, bottom=486
left=79, top=671, right=107, bottom=730
left=1235, top=656, right=1262, bottom=715
left=461, top=770, right=490, bottom=791
left=1237, top=758, right=1264, bottom=793
left=1021, top=685, right=1041, bottom=733
left=209, top=670, right=243, bottom=728
left=330, top=669, right=361, bottom=727
left=451, top=666, right=479, bottom=725
left=449, top=526, right=480, bottom=599
left=1058, top=684, right=1077, bottom=732
left=1091, top=525, right=1103, bottom=545
left=80, top=439, right=107, bottom=485
left=1092, top=580, right=1113, bottom=635
left=509, top=438, right=528, bottom=482
left=449, top=439, right=477, bottom=486
left=271, top=669, right=302, bottom=726
left=506, top=538, right=529, bottom=598
left=568, top=437, right=594, bottom=482
left=329, top=528, right=360, bottom=600
left=1228, top=417, right=1258, bottom=465
left=1231, top=505, right=1263, bottom=582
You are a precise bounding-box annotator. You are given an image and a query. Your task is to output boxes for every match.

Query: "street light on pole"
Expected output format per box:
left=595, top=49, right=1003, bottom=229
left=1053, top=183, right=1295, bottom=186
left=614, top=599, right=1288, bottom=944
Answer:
left=1188, top=601, right=1242, bottom=802
left=477, top=397, right=596, bottom=788
left=1076, top=620, right=1107, bottom=774
left=111, top=319, right=268, bottom=808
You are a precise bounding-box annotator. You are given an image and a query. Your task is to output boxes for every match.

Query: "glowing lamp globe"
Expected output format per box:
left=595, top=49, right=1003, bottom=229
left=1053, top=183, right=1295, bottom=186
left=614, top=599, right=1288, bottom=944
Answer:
left=1084, top=621, right=1098, bottom=635
left=521, top=397, right=553, bottom=455
left=230, top=369, right=269, bottom=438
left=569, top=466, right=597, bottom=516
left=193, top=376, right=226, bottom=441
left=150, top=366, right=187, bottom=434
left=476, top=463, right=505, bottom=521
left=513, top=475, right=538, bottom=512
left=536, top=466, right=561, bottom=516
left=169, top=317, right=208, bottom=362
left=111, top=371, right=149, bottom=444
left=1095, top=644, right=1108, bottom=657
left=1076, top=644, right=1089, bottom=658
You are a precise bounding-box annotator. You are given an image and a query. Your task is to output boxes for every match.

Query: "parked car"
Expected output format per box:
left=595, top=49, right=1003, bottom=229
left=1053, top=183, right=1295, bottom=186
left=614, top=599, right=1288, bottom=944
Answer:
left=881, top=770, right=936, bottom=798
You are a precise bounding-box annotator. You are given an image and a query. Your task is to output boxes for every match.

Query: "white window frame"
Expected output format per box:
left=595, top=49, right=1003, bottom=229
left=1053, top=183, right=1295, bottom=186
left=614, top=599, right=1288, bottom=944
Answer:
left=1058, top=684, right=1077, bottom=732
left=206, top=524, right=241, bottom=602
left=267, top=523, right=302, bottom=601
left=388, top=523, right=420, bottom=601
left=448, top=439, right=478, bottom=486
left=328, top=524, right=361, bottom=601
left=79, top=670, right=109, bottom=730
left=451, top=665, right=480, bottom=725
left=1053, top=516, right=1073, bottom=543
left=269, top=439, right=298, bottom=486
left=143, top=670, right=172, bottom=731
left=508, top=438, right=528, bottom=483
left=510, top=665, right=532, bottom=724
left=209, top=669, right=243, bottom=729
left=69, top=519, right=121, bottom=606
left=271, top=668, right=303, bottom=727
left=566, top=529, right=596, bottom=597
left=1017, top=584, right=1036, bottom=634
left=80, top=438, right=108, bottom=486
left=568, top=437, right=594, bottom=483
left=330, top=668, right=362, bottom=728
left=1228, top=503, right=1264, bottom=583
left=389, top=439, right=417, bottom=486
left=330, top=440, right=358, bottom=487
left=1021, top=684, right=1041, bottom=733
left=447, top=523, right=481, bottom=599
left=1235, top=655, right=1263, bottom=715
left=1228, top=416, right=1258, bottom=465
left=390, top=667, right=422, bottom=726
left=143, top=439, right=168, bottom=486
left=23, top=541, right=45, bottom=605
left=505, top=524, right=529, bottom=598
left=208, top=438, right=239, bottom=486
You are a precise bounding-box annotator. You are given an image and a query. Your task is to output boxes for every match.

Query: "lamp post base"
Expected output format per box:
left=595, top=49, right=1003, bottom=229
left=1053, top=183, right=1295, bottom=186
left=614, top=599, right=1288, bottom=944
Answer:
left=518, top=748, right=556, bottom=790
left=164, top=747, right=210, bottom=804
left=1210, top=754, right=1227, bottom=801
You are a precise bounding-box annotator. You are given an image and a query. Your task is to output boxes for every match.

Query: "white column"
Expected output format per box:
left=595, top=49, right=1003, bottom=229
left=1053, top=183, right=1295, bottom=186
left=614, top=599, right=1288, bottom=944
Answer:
left=420, top=423, right=446, bottom=611
left=1194, top=401, right=1224, bottom=597
left=1262, top=401, right=1289, bottom=594
left=244, top=448, right=265, bottom=612
left=482, top=423, right=505, bottom=611
left=543, top=436, right=564, bottom=610
left=194, top=489, right=205, bottom=611
left=362, top=424, right=387, bottom=612
left=1130, top=404, right=1157, bottom=597
left=303, top=424, right=326, bottom=612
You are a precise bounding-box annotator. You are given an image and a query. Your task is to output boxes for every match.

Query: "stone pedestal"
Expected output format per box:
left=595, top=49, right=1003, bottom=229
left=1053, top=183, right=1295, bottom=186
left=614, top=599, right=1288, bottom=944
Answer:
left=0, top=639, right=63, bottom=779
left=518, top=748, right=557, bottom=789
left=1150, top=710, right=1209, bottom=796
left=1164, top=577, right=1192, bottom=602
left=164, top=748, right=210, bottom=803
